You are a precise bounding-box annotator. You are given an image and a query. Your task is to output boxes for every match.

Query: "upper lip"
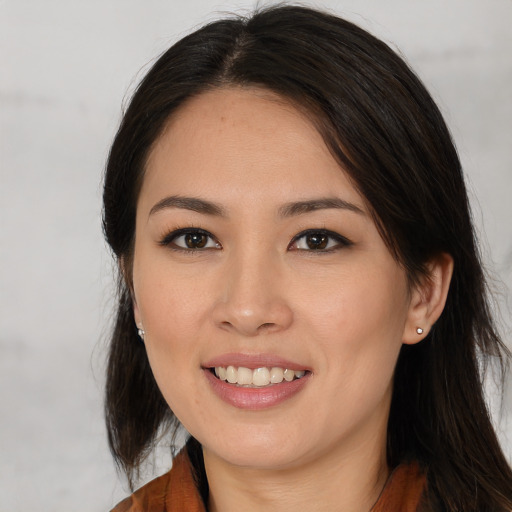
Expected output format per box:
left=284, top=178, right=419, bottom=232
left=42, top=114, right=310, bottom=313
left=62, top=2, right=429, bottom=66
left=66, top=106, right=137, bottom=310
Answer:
left=202, top=353, right=310, bottom=371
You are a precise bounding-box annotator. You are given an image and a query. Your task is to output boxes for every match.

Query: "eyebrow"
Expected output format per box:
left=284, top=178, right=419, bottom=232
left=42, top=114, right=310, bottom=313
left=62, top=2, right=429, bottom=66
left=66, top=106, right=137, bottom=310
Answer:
left=148, top=195, right=365, bottom=219
left=278, top=197, right=365, bottom=217
left=149, top=196, right=226, bottom=217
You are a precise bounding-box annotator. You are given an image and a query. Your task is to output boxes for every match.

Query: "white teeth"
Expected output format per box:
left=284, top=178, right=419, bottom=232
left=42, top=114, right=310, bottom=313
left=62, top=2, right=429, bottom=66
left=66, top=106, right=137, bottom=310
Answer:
left=213, top=366, right=307, bottom=387
left=226, top=365, right=237, bottom=384
left=270, top=367, right=284, bottom=383
left=237, top=367, right=253, bottom=385
left=283, top=368, right=295, bottom=382
left=252, top=367, right=270, bottom=386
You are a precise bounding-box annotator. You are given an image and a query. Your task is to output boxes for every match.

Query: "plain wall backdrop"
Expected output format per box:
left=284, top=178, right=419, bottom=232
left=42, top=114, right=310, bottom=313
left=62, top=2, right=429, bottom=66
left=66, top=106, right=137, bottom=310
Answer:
left=1, top=0, right=511, bottom=510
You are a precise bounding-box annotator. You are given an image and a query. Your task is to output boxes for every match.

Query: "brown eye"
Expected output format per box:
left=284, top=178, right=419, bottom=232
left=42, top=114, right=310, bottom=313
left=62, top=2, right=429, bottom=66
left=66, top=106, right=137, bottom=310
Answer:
left=185, top=232, right=208, bottom=248
left=160, top=228, right=221, bottom=250
left=305, top=233, right=328, bottom=250
left=289, top=229, right=352, bottom=252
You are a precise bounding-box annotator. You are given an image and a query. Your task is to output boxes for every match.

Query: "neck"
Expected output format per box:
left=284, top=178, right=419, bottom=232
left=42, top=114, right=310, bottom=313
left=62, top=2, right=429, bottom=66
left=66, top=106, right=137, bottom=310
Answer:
left=203, top=427, right=389, bottom=512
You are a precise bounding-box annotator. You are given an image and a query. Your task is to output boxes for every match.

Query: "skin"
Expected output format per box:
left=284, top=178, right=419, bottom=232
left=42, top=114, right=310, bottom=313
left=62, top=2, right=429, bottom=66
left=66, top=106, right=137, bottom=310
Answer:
left=131, top=87, right=453, bottom=512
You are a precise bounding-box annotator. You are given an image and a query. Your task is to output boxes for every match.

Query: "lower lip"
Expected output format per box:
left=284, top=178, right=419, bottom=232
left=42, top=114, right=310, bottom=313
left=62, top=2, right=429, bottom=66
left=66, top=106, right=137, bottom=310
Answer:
left=203, top=369, right=310, bottom=410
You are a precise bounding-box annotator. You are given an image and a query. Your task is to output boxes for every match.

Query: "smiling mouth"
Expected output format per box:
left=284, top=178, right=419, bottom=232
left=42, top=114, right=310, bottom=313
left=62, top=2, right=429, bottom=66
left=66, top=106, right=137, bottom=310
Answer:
left=211, top=366, right=308, bottom=387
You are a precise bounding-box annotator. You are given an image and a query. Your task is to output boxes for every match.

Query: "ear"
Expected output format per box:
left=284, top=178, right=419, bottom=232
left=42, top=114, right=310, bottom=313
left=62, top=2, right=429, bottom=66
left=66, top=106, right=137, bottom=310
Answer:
left=133, top=298, right=142, bottom=328
left=402, top=253, right=454, bottom=345
left=119, top=256, right=143, bottom=328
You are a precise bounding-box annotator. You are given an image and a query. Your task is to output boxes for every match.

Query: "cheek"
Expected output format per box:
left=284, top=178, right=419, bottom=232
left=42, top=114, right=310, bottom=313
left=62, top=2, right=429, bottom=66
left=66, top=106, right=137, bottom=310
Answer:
left=134, top=251, right=212, bottom=332
left=302, top=264, right=408, bottom=336
left=314, top=274, right=408, bottom=420
left=298, top=264, right=410, bottom=378
left=136, top=279, right=205, bottom=418
left=132, top=259, right=213, bottom=388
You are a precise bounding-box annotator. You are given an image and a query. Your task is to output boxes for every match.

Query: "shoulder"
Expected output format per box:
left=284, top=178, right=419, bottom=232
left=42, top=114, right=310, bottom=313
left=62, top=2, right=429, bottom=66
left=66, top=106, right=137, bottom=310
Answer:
left=110, top=449, right=206, bottom=512
left=372, top=462, right=427, bottom=512
left=110, top=470, right=171, bottom=512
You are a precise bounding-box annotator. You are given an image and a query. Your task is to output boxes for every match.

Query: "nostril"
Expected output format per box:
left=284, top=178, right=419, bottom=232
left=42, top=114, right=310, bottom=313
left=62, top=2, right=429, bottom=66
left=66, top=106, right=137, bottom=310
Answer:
left=258, top=322, right=275, bottom=331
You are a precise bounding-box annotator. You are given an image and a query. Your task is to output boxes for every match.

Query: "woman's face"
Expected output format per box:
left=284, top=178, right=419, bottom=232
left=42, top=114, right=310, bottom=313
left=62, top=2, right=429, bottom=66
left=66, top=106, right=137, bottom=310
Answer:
left=132, top=87, right=419, bottom=471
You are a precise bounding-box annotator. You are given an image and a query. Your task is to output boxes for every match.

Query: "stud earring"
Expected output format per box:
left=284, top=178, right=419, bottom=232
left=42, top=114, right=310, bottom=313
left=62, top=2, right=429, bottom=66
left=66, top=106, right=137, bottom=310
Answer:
left=137, top=326, right=145, bottom=341
left=416, top=327, right=424, bottom=335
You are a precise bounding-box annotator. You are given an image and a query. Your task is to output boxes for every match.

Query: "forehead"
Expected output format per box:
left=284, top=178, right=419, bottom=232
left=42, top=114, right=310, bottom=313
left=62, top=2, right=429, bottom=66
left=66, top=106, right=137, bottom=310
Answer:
left=141, top=86, right=365, bottom=211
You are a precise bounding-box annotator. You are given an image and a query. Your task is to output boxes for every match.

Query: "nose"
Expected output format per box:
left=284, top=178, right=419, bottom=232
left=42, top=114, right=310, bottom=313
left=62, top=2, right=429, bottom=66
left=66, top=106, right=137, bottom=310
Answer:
left=212, top=249, right=294, bottom=337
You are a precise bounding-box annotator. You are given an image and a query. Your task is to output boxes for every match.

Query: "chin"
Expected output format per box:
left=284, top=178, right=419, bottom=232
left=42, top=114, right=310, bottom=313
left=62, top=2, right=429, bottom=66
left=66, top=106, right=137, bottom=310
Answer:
left=198, top=424, right=317, bottom=470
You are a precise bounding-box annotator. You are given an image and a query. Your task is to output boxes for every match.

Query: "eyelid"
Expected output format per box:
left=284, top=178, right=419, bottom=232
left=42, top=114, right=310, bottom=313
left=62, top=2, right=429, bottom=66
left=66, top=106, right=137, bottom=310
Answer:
left=288, top=228, right=353, bottom=251
left=159, top=227, right=221, bottom=250
left=158, top=227, right=350, bottom=252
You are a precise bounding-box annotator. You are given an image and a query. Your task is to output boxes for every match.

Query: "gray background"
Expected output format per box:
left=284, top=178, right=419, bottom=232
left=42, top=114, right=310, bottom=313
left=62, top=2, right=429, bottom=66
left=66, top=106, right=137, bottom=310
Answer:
left=1, top=0, right=511, bottom=510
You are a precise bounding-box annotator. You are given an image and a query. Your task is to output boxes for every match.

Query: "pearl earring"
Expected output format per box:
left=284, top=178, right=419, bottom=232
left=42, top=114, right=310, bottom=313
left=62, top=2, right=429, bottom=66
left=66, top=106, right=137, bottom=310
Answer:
left=137, top=326, right=145, bottom=341
left=416, top=327, right=424, bottom=335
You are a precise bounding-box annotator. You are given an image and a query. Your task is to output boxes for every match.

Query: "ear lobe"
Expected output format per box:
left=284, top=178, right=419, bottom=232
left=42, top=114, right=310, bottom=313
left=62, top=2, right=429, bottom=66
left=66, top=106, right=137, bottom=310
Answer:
left=402, top=253, right=454, bottom=345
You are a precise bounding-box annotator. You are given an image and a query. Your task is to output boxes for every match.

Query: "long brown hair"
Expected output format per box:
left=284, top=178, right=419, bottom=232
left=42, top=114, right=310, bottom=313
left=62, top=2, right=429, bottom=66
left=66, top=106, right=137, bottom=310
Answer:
left=103, top=5, right=512, bottom=510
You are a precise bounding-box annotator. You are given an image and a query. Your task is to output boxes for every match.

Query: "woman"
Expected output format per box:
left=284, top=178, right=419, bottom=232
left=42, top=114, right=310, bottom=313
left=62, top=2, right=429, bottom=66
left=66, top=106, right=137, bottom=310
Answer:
left=103, top=5, right=512, bottom=511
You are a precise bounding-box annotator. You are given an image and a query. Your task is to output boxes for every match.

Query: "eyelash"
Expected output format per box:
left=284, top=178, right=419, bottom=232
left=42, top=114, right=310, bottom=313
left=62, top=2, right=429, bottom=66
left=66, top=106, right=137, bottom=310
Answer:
left=288, top=229, right=353, bottom=252
left=158, top=227, right=352, bottom=253
left=159, top=227, right=221, bottom=252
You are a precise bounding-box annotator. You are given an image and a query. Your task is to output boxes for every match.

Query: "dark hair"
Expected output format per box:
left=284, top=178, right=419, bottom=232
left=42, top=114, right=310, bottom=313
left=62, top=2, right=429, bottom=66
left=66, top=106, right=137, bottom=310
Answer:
left=103, top=5, right=512, bottom=510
